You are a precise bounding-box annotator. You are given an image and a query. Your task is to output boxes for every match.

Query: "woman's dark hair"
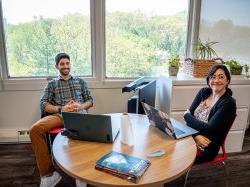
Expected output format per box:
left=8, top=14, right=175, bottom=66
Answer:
left=206, top=64, right=233, bottom=95
left=55, top=53, right=70, bottom=66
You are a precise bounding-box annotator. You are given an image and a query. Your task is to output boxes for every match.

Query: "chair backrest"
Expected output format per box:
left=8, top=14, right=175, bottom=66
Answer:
left=194, top=115, right=236, bottom=167
left=220, top=115, right=236, bottom=159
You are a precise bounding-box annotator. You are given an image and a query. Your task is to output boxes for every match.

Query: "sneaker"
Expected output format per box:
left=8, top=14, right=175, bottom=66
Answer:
left=40, top=171, right=62, bottom=187
left=75, top=179, right=87, bottom=187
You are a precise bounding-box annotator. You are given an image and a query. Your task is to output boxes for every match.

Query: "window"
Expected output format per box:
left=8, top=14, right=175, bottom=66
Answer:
left=1, top=0, right=91, bottom=77
left=199, top=0, right=250, bottom=66
left=1, top=0, right=192, bottom=81
left=105, top=0, right=189, bottom=78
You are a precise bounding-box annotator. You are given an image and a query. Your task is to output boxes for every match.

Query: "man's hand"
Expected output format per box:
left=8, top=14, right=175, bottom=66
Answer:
left=70, top=101, right=82, bottom=112
left=62, top=100, right=78, bottom=112
left=61, top=100, right=92, bottom=112
left=194, top=135, right=211, bottom=151
left=62, top=100, right=84, bottom=112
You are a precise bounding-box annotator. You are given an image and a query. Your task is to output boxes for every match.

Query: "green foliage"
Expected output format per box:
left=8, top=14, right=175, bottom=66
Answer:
left=244, top=64, right=249, bottom=77
left=225, top=60, right=242, bottom=69
left=226, top=59, right=243, bottom=75
left=7, top=14, right=91, bottom=77
left=168, top=55, right=180, bottom=68
left=106, top=35, right=154, bottom=77
left=244, top=64, right=249, bottom=73
left=195, top=38, right=218, bottom=60
left=105, top=10, right=187, bottom=77
left=6, top=10, right=187, bottom=77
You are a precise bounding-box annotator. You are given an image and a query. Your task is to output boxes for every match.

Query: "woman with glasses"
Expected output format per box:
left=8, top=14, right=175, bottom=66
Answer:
left=184, top=64, right=236, bottom=164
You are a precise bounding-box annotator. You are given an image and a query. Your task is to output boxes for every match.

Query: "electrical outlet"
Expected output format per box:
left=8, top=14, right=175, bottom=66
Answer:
left=18, top=130, right=26, bottom=135
left=18, top=130, right=30, bottom=143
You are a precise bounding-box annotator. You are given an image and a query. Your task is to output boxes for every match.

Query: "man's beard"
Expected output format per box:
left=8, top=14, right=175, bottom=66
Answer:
left=60, top=68, right=70, bottom=76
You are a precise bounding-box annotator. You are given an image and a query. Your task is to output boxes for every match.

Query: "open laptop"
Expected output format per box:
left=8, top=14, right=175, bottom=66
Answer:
left=141, top=102, right=198, bottom=139
left=61, top=112, right=120, bottom=143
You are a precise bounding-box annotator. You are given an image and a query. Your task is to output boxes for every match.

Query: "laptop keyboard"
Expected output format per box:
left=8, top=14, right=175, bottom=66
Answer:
left=174, top=128, right=185, bottom=136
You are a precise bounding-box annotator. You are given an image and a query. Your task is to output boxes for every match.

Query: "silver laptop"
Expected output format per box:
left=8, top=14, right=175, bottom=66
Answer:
left=141, top=102, right=198, bottom=139
left=61, top=112, right=120, bottom=143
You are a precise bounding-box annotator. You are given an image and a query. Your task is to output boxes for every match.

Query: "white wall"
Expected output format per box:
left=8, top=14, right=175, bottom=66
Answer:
left=0, top=86, right=134, bottom=142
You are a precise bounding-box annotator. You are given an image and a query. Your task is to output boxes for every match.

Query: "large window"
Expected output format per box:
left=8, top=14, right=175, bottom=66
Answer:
left=1, top=0, right=91, bottom=77
left=0, top=0, right=191, bottom=79
left=199, top=0, right=250, bottom=66
left=105, top=0, right=189, bottom=78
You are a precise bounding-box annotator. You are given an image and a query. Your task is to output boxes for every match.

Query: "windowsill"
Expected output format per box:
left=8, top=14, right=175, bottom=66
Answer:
left=0, top=77, right=134, bottom=91
left=0, top=76, right=158, bottom=91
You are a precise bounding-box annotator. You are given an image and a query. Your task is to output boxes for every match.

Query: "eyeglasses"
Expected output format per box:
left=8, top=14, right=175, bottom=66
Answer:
left=210, top=74, right=226, bottom=80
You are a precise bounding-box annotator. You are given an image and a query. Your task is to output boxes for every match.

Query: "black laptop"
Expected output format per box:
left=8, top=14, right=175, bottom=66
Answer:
left=141, top=102, right=198, bottom=139
left=61, top=112, right=120, bottom=143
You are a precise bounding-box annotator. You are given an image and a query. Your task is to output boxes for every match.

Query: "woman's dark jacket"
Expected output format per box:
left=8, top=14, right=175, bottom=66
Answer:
left=184, top=87, right=236, bottom=162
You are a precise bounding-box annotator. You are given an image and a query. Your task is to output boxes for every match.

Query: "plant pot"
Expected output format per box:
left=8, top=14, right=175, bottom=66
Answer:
left=193, top=59, right=217, bottom=78
left=230, top=66, right=243, bottom=75
left=169, top=66, right=179, bottom=76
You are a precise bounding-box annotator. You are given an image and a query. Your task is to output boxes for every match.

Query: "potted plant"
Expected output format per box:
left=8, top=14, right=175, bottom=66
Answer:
left=225, top=60, right=243, bottom=75
left=192, top=38, right=219, bottom=77
left=195, top=38, right=218, bottom=60
left=244, top=64, right=249, bottom=78
left=168, top=54, right=180, bottom=76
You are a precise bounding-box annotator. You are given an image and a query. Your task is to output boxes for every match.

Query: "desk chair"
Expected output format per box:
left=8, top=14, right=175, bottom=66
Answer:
left=47, top=127, right=63, bottom=154
left=184, top=142, right=228, bottom=187
left=184, top=118, right=236, bottom=187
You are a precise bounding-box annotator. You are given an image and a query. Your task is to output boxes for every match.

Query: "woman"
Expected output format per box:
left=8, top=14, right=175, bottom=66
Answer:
left=184, top=64, right=236, bottom=164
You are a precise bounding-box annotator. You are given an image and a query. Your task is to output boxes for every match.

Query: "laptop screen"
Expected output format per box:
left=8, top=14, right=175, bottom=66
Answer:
left=61, top=112, right=119, bottom=143
left=141, top=102, right=175, bottom=137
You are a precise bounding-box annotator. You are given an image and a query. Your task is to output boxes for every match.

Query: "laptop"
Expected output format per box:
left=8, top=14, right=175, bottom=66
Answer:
left=141, top=102, right=198, bottom=139
left=61, top=112, right=120, bottom=143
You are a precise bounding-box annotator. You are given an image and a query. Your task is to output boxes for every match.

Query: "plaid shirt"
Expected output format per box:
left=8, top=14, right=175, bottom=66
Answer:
left=40, top=75, right=93, bottom=111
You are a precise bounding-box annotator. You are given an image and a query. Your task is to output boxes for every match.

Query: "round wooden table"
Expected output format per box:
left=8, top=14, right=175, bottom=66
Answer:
left=53, top=113, right=196, bottom=187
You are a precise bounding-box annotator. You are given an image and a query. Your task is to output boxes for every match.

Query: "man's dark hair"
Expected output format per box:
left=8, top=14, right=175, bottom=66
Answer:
left=55, top=53, right=70, bottom=66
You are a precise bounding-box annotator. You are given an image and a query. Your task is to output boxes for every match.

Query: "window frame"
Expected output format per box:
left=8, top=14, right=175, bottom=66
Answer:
left=0, top=0, right=199, bottom=91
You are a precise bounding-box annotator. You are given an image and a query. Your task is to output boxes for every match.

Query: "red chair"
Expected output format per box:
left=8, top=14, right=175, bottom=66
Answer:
left=184, top=118, right=236, bottom=187
left=47, top=127, right=64, bottom=152
left=184, top=143, right=228, bottom=187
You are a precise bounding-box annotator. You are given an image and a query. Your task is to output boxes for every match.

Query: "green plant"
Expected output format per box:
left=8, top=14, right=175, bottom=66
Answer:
left=168, top=54, right=180, bottom=68
left=225, top=60, right=242, bottom=69
left=226, top=59, right=243, bottom=75
left=195, top=38, right=218, bottom=60
left=244, top=64, right=249, bottom=77
left=244, top=64, right=249, bottom=72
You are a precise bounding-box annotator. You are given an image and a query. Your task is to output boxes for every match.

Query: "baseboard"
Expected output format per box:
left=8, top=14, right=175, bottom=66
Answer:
left=0, top=129, right=31, bottom=143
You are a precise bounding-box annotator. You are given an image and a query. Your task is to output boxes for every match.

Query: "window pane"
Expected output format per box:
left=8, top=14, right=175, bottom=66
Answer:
left=200, top=0, right=250, bottom=66
left=106, top=0, right=188, bottom=78
left=2, top=0, right=91, bottom=77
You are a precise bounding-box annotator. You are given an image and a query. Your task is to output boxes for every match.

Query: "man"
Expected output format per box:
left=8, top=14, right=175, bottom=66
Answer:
left=29, top=53, right=93, bottom=187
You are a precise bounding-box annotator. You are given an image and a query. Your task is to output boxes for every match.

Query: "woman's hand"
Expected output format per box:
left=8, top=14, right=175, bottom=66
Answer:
left=183, top=109, right=190, bottom=121
left=184, top=109, right=190, bottom=115
left=194, top=135, right=211, bottom=151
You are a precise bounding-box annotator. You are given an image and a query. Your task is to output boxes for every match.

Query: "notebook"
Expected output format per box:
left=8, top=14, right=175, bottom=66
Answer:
left=61, top=112, right=120, bottom=143
left=141, top=102, right=198, bottom=139
left=95, top=151, right=151, bottom=183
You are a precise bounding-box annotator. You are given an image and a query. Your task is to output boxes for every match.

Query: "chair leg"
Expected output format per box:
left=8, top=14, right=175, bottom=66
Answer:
left=222, top=161, right=229, bottom=187
left=48, top=134, right=55, bottom=164
left=45, top=133, right=51, bottom=153
left=184, top=168, right=191, bottom=187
